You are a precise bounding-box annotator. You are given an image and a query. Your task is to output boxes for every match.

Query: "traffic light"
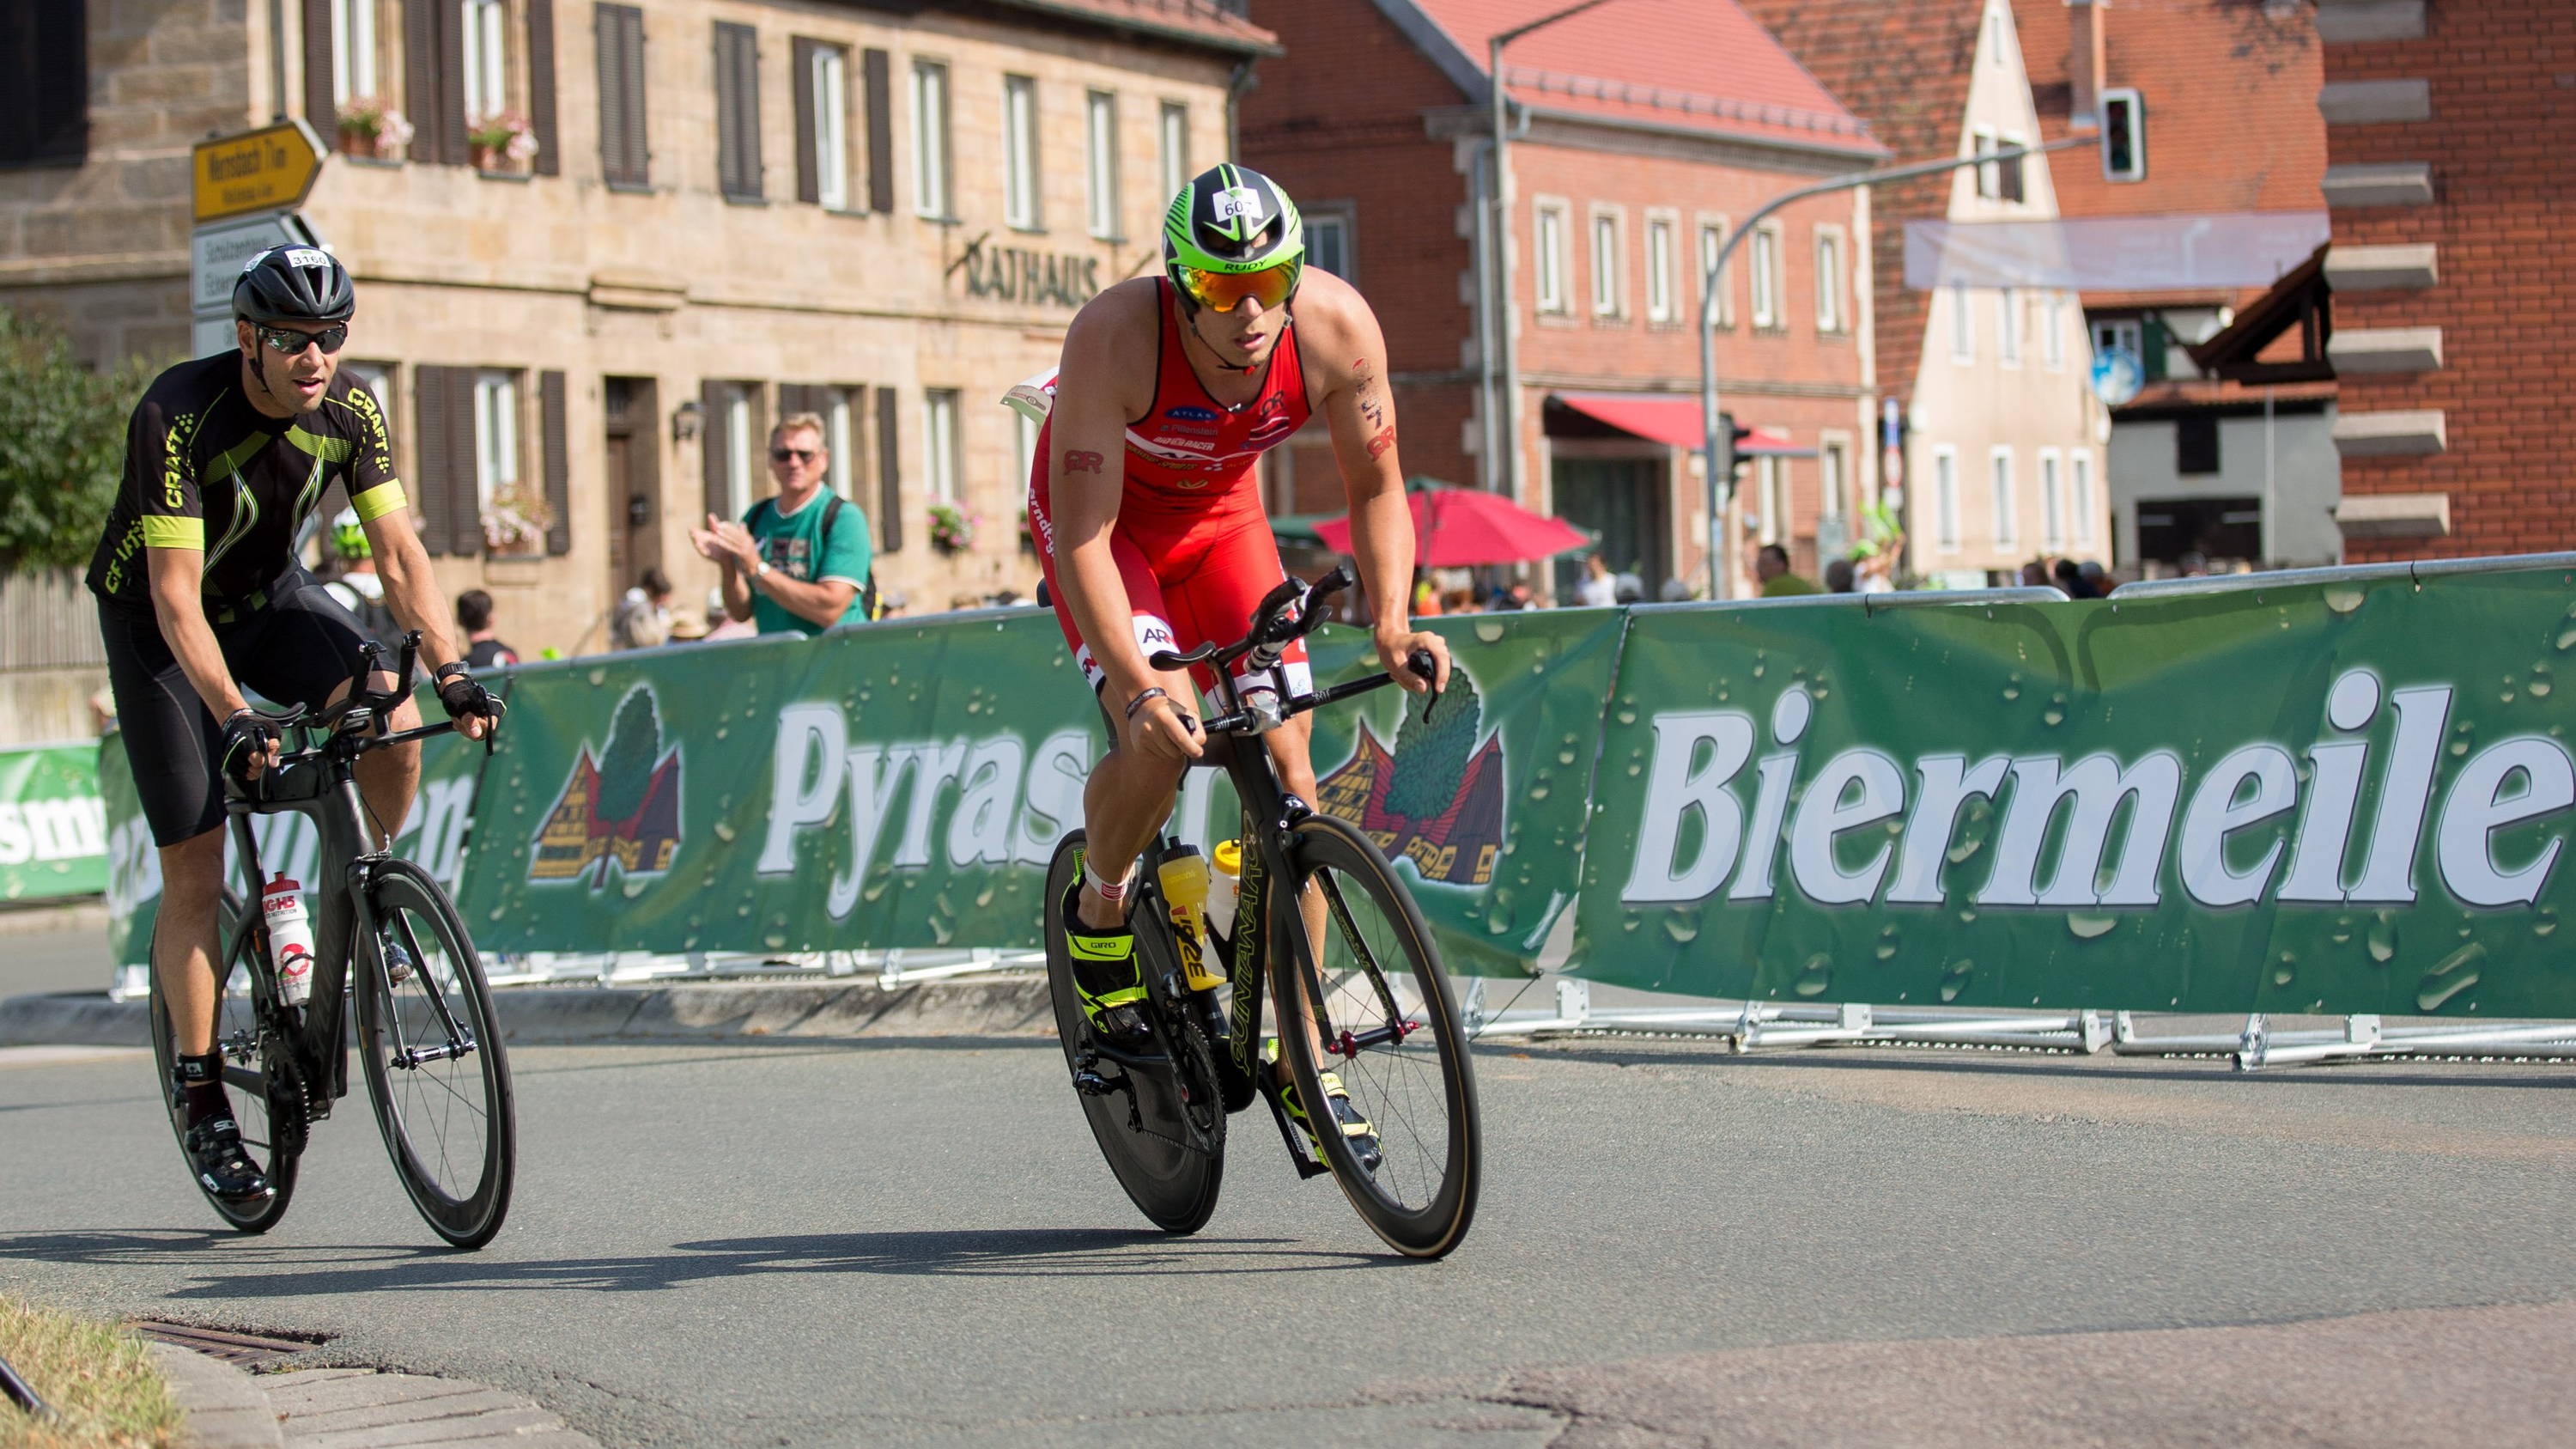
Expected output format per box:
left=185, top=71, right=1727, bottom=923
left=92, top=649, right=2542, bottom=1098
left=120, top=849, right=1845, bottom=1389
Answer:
left=1716, top=411, right=1753, bottom=496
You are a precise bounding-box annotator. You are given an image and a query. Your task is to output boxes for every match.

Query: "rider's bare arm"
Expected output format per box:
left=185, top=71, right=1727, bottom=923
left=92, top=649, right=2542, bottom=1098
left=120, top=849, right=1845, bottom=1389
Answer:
left=366, top=505, right=489, bottom=739
left=146, top=546, right=250, bottom=723
left=1297, top=273, right=1451, bottom=694
left=1049, top=280, right=1169, bottom=712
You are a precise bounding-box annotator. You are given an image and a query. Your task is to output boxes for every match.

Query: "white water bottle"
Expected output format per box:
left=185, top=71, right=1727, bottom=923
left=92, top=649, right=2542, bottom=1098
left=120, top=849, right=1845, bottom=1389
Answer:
left=261, top=874, right=315, bottom=1007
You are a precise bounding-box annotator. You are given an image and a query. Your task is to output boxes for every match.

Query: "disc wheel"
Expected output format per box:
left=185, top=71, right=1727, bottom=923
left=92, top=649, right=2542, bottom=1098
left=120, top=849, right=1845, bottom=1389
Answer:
left=148, top=890, right=298, bottom=1234
left=354, top=860, right=516, bottom=1249
left=1273, top=815, right=1480, bottom=1258
left=1044, top=831, right=1224, bottom=1234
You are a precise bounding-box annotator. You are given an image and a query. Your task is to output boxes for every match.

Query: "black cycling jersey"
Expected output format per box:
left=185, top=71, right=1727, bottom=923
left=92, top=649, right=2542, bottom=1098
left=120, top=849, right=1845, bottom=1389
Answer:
left=86, top=354, right=405, bottom=614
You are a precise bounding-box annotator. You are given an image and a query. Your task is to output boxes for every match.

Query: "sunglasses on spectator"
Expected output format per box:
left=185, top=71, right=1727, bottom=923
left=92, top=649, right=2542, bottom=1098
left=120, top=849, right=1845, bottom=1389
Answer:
left=254, top=323, right=349, bottom=355
left=769, top=447, right=820, bottom=465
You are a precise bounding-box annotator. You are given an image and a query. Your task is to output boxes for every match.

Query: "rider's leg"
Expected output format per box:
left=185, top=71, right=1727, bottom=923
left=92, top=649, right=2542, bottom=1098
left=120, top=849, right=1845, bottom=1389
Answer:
left=1259, top=713, right=1334, bottom=1076
left=154, top=826, right=228, bottom=1062
left=1075, top=665, right=1199, bottom=931
left=347, top=679, right=422, bottom=848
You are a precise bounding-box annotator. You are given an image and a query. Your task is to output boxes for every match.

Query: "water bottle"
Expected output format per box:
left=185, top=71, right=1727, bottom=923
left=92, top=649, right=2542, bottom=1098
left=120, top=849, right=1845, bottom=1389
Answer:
left=261, top=874, right=315, bottom=1007
left=1206, top=839, right=1242, bottom=942
left=1157, top=847, right=1225, bottom=991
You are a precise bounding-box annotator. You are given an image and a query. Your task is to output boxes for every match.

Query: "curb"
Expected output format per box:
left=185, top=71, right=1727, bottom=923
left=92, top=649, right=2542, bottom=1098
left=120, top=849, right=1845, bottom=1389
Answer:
left=0, top=977, right=1057, bottom=1050
left=155, top=1344, right=605, bottom=1449
left=151, top=1342, right=283, bottom=1449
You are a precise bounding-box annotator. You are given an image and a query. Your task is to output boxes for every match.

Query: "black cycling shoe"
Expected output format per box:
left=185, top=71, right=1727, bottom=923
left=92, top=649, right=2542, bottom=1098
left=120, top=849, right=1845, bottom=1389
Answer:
left=182, top=1116, right=272, bottom=1202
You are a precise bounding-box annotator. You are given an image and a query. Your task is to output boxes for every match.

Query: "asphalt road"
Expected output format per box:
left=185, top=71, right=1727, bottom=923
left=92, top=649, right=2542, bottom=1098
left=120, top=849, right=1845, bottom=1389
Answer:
left=1, top=919, right=112, bottom=997
left=7, top=1035, right=2576, bottom=1446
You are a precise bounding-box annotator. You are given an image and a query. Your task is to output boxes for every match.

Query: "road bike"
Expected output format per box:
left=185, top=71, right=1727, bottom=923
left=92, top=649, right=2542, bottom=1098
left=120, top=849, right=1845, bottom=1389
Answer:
left=145, top=635, right=516, bottom=1249
left=1042, top=568, right=1480, bottom=1258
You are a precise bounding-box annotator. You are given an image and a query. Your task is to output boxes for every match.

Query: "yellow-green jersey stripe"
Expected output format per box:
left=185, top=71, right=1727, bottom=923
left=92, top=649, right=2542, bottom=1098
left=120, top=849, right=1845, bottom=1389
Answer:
left=141, top=516, right=204, bottom=549
left=349, top=478, right=409, bottom=523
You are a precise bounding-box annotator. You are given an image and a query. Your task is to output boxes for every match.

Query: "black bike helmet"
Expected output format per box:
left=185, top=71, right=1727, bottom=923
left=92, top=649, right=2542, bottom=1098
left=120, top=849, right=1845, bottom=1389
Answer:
left=233, top=245, right=355, bottom=325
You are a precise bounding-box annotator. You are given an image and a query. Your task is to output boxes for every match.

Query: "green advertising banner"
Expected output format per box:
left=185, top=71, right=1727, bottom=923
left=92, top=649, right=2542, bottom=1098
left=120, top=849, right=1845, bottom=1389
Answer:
left=0, top=742, right=107, bottom=903
left=99, top=694, right=487, bottom=975
left=1573, top=564, right=2576, bottom=1020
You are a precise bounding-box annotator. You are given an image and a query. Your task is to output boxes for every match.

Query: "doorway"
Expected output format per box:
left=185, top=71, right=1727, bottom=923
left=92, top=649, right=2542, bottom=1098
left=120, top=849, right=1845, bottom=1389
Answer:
left=604, top=377, right=661, bottom=591
left=1550, top=456, right=1667, bottom=603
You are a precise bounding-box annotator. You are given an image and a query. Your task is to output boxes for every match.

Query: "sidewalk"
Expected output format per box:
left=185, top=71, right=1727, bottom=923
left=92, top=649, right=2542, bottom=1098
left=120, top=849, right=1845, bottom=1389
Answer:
left=155, top=1341, right=603, bottom=1449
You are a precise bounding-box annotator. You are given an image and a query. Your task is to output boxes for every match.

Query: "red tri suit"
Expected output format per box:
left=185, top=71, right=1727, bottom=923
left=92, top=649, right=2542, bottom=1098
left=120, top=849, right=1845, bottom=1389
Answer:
left=1024, top=277, right=1315, bottom=700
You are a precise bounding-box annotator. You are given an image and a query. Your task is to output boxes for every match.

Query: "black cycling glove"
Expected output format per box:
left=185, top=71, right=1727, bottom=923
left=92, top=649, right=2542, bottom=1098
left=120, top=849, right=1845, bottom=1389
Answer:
left=220, top=709, right=279, bottom=785
left=434, top=666, right=504, bottom=723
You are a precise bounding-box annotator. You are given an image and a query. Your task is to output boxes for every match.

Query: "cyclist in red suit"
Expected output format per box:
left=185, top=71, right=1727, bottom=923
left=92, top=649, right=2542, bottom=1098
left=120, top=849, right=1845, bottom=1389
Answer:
left=1026, top=166, right=1448, bottom=1135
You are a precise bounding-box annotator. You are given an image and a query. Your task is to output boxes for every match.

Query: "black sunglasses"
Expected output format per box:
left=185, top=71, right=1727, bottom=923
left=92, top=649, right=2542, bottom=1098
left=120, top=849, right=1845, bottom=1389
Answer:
left=254, top=323, right=349, bottom=356
left=769, top=447, right=820, bottom=465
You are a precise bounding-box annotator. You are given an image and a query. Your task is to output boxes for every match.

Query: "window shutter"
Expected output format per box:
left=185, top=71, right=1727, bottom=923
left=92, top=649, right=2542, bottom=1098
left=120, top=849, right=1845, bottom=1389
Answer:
left=412, top=368, right=452, bottom=555
left=541, top=370, right=571, bottom=555
left=404, top=0, right=442, bottom=163
left=702, top=379, right=732, bottom=522
left=596, top=4, right=647, bottom=186
left=448, top=371, right=483, bottom=553
left=0, top=2, right=89, bottom=166
left=2141, top=317, right=2170, bottom=382
left=2002, top=150, right=2026, bottom=204
left=792, top=38, right=818, bottom=205
left=873, top=386, right=902, bottom=552
left=437, top=0, right=469, bottom=165
left=714, top=21, right=762, bottom=200
left=301, top=0, right=337, bottom=149
left=526, top=0, right=561, bottom=176
left=863, top=48, right=893, bottom=214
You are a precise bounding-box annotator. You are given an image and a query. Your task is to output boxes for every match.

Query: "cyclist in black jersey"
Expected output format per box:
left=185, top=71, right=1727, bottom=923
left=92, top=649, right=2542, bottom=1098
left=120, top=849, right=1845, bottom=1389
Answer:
left=87, top=246, right=499, bottom=1205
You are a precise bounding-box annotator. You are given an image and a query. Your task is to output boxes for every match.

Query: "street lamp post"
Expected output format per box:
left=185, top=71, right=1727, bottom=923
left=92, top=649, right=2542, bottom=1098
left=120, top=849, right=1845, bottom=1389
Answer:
left=1696, top=134, right=2097, bottom=600
left=1487, top=0, right=1623, bottom=504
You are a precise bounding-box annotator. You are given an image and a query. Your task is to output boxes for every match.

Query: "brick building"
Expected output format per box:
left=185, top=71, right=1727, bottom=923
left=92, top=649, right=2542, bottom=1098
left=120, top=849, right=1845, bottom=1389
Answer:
left=2310, top=0, right=2573, bottom=557
left=1240, top=0, right=1884, bottom=600
left=2014, top=0, right=2336, bottom=572
left=0, top=0, right=1267, bottom=660
left=1743, top=0, right=2107, bottom=582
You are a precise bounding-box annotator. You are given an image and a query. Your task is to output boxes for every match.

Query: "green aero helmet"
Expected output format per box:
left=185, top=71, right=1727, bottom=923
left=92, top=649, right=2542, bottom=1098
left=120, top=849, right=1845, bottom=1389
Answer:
left=1163, top=164, right=1304, bottom=315
left=331, top=507, right=370, bottom=562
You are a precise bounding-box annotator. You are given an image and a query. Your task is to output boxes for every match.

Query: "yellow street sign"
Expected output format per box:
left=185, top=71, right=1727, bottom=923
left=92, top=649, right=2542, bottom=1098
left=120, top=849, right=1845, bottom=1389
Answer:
left=191, top=120, right=326, bottom=224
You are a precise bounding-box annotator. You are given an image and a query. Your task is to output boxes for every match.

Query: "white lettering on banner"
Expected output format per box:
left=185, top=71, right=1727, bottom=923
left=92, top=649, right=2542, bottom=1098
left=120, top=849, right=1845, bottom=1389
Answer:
left=826, top=746, right=920, bottom=919
left=392, top=776, right=476, bottom=891
left=1614, top=667, right=2568, bottom=918
left=1621, top=711, right=1756, bottom=904
left=2437, top=737, right=2576, bottom=907
left=1012, top=731, right=1091, bottom=866
left=0, top=805, right=26, bottom=866
left=0, top=798, right=107, bottom=864
left=106, top=814, right=162, bottom=916
left=948, top=738, right=1024, bottom=867
left=761, top=703, right=848, bottom=875
left=895, top=741, right=969, bottom=868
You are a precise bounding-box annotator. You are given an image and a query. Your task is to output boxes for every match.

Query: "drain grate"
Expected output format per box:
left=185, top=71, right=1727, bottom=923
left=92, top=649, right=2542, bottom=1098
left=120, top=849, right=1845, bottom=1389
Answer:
left=127, top=1322, right=325, bottom=1367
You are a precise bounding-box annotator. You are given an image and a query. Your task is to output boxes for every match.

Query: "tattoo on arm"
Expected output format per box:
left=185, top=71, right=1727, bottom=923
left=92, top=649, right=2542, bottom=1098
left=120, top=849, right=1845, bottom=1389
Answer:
left=1063, top=449, right=1106, bottom=475
left=1366, top=427, right=1397, bottom=461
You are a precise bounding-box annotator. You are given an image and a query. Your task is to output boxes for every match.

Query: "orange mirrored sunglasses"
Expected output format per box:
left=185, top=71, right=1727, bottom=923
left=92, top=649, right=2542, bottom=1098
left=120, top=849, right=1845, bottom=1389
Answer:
left=1177, top=261, right=1300, bottom=314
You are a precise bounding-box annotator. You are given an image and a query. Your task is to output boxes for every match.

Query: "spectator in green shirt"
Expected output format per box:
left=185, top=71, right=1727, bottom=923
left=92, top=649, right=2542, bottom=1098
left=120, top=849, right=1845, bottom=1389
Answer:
left=689, top=411, right=872, bottom=636
left=1753, top=543, right=1821, bottom=598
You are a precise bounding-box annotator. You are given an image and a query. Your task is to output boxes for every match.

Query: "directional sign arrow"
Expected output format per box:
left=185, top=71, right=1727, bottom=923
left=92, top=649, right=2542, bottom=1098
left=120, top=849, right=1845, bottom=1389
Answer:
left=192, top=120, right=326, bottom=225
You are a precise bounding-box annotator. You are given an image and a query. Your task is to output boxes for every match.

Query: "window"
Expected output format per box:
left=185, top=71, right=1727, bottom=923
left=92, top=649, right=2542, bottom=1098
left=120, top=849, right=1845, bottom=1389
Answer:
left=462, top=0, right=508, bottom=124
left=1950, top=283, right=1974, bottom=361
left=1589, top=210, right=1622, bottom=318
left=2040, top=448, right=2063, bottom=548
left=911, top=60, right=951, bottom=218
left=1643, top=216, right=1674, bottom=323
left=596, top=4, right=649, bottom=188
left=2093, top=318, right=2142, bottom=361
left=1985, top=4, right=2008, bottom=66
left=2072, top=451, right=2096, bottom=545
left=1306, top=209, right=1352, bottom=278
left=332, top=0, right=378, bottom=107
left=1934, top=447, right=1960, bottom=551
left=824, top=389, right=857, bottom=497
left=472, top=370, right=520, bottom=514
left=2177, top=415, right=2221, bottom=475
left=1998, top=289, right=2020, bottom=367
left=1157, top=101, right=1189, bottom=201
left=1972, top=126, right=2000, bottom=200
left=2101, top=87, right=2146, bottom=182
left=1998, top=133, right=2026, bottom=203
left=1749, top=223, right=1783, bottom=328
left=923, top=389, right=962, bottom=503
left=1820, top=439, right=1849, bottom=523
left=1534, top=204, right=1568, bottom=314
left=1814, top=227, right=1844, bottom=333
left=807, top=43, right=851, bottom=210
left=0, top=3, right=87, bottom=167
left=722, top=384, right=755, bottom=519
left=1756, top=456, right=1784, bottom=545
left=714, top=21, right=762, bottom=200
left=1990, top=447, right=2016, bottom=547
left=1003, top=76, right=1040, bottom=230
left=1084, top=90, right=1119, bottom=238
left=1697, top=220, right=1730, bottom=326
left=2043, top=292, right=2066, bottom=369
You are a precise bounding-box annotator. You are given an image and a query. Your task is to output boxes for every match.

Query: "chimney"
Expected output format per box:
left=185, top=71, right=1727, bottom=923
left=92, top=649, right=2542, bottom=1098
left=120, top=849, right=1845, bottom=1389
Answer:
left=2067, top=0, right=2110, bottom=129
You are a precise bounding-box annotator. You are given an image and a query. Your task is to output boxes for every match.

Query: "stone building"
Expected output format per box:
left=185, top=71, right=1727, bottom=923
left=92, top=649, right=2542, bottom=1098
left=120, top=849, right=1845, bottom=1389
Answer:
left=0, top=0, right=1272, bottom=656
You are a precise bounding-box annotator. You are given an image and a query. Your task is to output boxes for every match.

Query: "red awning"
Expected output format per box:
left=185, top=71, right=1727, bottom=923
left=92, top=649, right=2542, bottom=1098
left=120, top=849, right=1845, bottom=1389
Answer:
left=1551, top=393, right=1812, bottom=456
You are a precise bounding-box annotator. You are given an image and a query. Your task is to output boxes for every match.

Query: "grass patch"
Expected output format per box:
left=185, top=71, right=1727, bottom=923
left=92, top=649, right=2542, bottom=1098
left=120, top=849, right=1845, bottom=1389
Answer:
left=0, top=1296, right=179, bottom=1449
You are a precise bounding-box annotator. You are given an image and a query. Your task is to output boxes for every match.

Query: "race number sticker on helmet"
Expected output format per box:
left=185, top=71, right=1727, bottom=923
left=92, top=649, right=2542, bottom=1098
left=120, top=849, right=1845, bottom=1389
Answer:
left=1212, top=187, right=1267, bottom=224
left=282, top=248, right=330, bottom=270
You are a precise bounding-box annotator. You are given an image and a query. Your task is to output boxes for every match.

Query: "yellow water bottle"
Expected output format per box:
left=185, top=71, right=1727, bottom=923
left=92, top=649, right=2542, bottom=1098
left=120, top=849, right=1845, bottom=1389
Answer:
left=1157, top=847, right=1226, bottom=991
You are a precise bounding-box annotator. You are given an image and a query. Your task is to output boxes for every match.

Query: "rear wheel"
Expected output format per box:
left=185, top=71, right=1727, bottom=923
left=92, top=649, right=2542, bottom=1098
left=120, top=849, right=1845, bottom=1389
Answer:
left=1273, top=816, right=1480, bottom=1258
left=354, top=861, right=515, bottom=1249
left=148, top=890, right=298, bottom=1234
left=1044, top=831, right=1224, bottom=1234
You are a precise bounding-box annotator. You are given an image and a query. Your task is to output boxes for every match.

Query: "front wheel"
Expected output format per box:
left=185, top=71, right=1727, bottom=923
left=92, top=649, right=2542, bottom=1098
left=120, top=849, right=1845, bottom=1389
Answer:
left=1273, top=816, right=1481, bottom=1258
left=354, top=860, right=516, bottom=1249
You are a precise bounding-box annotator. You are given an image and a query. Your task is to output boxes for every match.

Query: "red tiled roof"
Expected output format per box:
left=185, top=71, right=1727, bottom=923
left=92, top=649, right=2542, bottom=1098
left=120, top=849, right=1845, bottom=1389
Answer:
left=1400, top=0, right=1880, bottom=155
left=2011, top=0, right=2323, bottom=220
left=999, top=0, right=1277, bottom=52
left=1737, top=0, right=1989, bottom=403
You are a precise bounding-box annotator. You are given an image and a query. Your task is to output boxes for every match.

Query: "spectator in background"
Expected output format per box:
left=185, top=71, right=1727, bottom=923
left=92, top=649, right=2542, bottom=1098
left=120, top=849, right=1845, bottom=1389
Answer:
left=2050, top=557, right=2099, bottom=599
left=701, top=585, right=756, bottom=642
left=690, top=412, right=872, bottom=636
left=1574, top=552, right=1619, bottom=608
left=1753, top=543, right=1820, bottom=597
left=319, top=508, right=401, bottom=647
left=1824, top=558, right=1856, bottom=594
left=455, top=589, right=518, bottom=668
left=2079, top=560, right=2109, bottom=595
left=611, top=568, right=674, bottom=650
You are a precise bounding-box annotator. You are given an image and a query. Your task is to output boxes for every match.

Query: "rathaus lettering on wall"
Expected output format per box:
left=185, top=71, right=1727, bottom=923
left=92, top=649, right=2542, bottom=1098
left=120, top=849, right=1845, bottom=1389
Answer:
left=956, top=241, right=1101, bottom=308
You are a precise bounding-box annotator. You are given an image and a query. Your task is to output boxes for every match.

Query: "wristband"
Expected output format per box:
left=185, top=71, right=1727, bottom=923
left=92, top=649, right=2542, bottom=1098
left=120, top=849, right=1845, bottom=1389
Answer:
left=1123, top=686, right=1169, bottom=721
left=434, top=661, right=470, bottom=683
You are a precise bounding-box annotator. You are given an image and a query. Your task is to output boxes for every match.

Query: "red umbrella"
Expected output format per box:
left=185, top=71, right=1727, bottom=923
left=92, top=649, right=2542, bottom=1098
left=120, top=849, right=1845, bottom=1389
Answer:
left=1311, top=478, right=1593, bottom=567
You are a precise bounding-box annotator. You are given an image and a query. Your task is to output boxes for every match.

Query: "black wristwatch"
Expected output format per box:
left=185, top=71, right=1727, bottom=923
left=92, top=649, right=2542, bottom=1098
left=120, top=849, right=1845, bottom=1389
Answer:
left=434, top=661, right=471, bottom=684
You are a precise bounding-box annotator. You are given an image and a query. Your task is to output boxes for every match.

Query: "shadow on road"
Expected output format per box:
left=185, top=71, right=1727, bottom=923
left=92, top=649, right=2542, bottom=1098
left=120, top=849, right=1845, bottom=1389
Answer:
left=0, top=1226, right=1395, bottom=1298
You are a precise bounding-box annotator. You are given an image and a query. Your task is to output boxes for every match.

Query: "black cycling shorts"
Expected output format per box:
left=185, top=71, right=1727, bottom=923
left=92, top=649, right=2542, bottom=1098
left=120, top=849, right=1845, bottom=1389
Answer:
left=100, top=569, right=380, bottom=847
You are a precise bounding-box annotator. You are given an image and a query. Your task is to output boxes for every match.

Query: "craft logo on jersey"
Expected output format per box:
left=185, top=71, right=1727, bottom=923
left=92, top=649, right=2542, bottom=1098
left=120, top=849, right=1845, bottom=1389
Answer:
left=531, top=685, right=683, bottom=888
left=1315, top=666, right=1504, bottom=886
